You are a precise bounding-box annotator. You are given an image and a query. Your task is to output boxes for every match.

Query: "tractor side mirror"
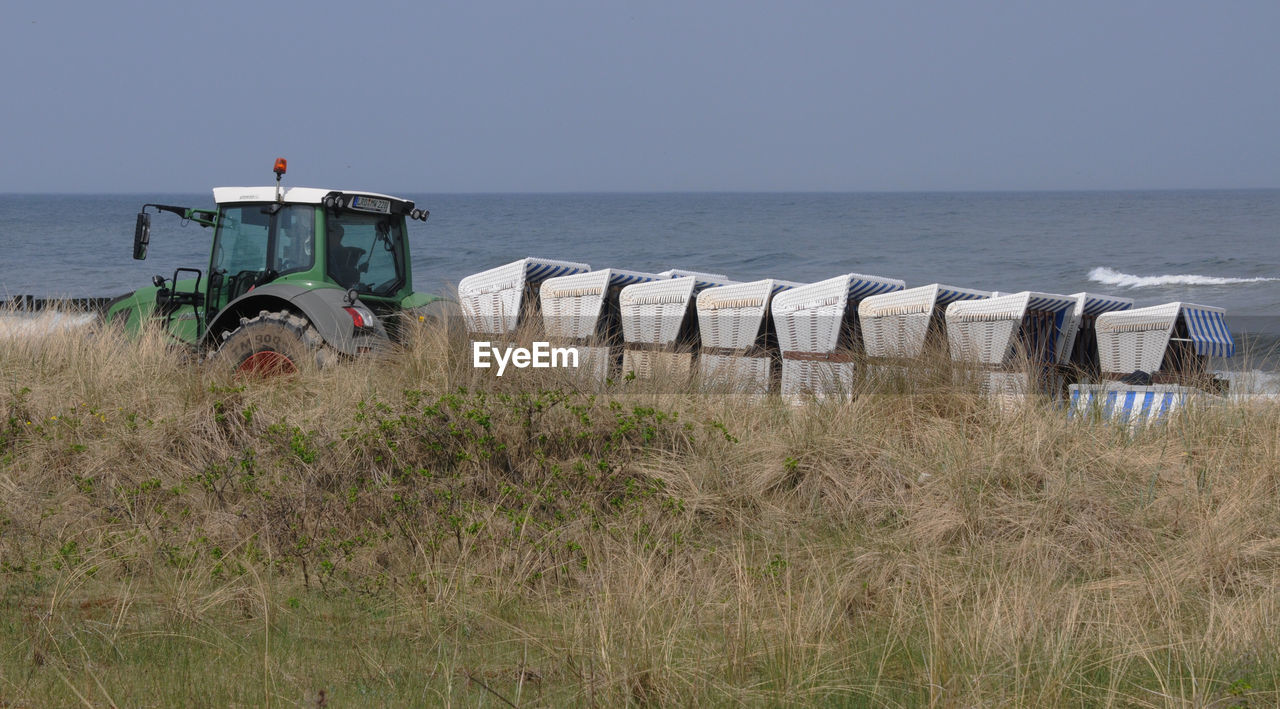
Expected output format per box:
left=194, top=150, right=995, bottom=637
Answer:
left=133, top=212, right=151, bottom=260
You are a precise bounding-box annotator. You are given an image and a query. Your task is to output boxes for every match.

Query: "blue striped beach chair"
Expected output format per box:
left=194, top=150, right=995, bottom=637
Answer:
left=1080, top=302, right=1234, bottom=424
left=858, top=284, right=991, bottom=385
left=1068, top=383, right=1196, bottom=428
left=1095, top=302, right=1234, bottom=378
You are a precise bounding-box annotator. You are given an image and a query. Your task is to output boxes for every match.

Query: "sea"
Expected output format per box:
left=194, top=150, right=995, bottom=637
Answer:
left=3, top=190, right=1279, bottom=359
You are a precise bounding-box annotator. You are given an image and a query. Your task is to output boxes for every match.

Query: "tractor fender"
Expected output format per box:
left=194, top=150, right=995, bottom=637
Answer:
left=205, top=283, right=388, bottom=356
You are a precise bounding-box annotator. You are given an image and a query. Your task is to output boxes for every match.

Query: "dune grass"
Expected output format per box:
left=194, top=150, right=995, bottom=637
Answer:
left=2, top=314, right=1279, bottom=707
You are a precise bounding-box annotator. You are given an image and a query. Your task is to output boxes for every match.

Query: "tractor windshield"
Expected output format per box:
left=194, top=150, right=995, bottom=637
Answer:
left=212, top=204, right=314, bottom=279
left=325, top=212, right=405, bottom=296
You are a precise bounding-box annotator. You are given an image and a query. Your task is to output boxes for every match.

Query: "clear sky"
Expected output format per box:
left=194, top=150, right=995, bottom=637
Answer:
left=2, top=0, right=1277, bottom=193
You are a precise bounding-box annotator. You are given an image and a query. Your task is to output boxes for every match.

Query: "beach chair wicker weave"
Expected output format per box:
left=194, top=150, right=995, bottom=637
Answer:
left=945, top=292, right=1077, bottom=365
left=1094, top=302, right=1233, bottom=386
left=1058, top=292, right=1133, bottom=373
left=620, top=271, right=733, bottom=381
left=458, top=257, right=591, bottom=337
left=859, top=284, right=991, bottom=359
left=857, top=284, right=991, bottom=390
left=771, top=273, right=906, bottom=400
left=945, top=291, right=1077, bottom=401
left=539, top=268, right=667, bottom=382
left=696, top=279, right=802, bottom=394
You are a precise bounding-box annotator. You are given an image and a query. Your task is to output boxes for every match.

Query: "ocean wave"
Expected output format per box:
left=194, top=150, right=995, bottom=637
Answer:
left=1087, top=267, right=1280, bottom=289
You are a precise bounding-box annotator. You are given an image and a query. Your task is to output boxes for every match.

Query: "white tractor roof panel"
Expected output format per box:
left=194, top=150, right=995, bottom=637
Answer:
left=211, top=186, right=409, bottom=205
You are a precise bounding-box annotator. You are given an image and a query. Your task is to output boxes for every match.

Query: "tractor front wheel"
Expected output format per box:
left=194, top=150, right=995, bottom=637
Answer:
left=213, top=310, right=336, bottom=375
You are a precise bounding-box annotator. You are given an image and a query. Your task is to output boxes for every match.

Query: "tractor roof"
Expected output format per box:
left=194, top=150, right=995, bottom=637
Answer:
left=212, top=186, right=407, bottom=205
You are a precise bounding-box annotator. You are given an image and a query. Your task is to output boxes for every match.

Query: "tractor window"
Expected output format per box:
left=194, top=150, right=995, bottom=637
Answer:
left=212, top=206, right=270, bottom=277
left=326, top=212, right=405, bottom=295
left=274, top=206, right=314, bottom=275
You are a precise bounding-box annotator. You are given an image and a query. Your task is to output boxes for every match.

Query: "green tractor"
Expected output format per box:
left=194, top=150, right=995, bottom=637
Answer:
left=107, top=159, right=445, bottom=372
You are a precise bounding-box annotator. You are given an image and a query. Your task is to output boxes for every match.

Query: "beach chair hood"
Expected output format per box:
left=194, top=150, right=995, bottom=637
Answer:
left=945, top=291, right=1076, bottom=366
left=1094, top=302, right=1234, bottom=375
left=859, top=283, right=990, bottom=358
left=772, top=273, right=906, bottom=356
left=620, top=274, right=735, bottom=346
left=1058, top=292, right=1133, bottom=366
left=696, top=279, right=802, bottom=352
left=539, top=268, right=665, bottom=341
left=458, top=257, right=591, bottom=335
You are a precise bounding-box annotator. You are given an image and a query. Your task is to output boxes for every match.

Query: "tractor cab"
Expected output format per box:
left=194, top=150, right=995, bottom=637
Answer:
left=113, top=159, right=438, bottom=366
left=203, top=185, right=427, bottom=318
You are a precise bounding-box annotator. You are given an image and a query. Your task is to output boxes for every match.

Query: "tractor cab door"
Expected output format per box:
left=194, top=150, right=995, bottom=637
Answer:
left=207, top=203, right=316, bottom=316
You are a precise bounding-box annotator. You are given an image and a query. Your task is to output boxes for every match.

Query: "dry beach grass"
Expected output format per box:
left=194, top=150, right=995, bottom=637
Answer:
left=2, top=311, right=1280, bottom=706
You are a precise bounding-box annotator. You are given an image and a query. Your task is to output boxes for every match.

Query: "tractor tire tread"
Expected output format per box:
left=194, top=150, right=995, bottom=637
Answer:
left=212, top=309, right=338, bottom=372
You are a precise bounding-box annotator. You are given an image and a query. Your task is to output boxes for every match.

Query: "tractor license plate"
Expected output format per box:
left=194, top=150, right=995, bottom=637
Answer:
left=350, top=195, right=391, bottom=214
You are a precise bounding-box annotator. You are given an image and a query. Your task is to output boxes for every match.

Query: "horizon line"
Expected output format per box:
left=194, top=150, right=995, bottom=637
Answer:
left=3, top=186, right=1280, bottom=197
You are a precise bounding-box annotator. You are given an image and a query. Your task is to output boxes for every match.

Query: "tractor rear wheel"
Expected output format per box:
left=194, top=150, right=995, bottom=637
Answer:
left=213, top=310, right=337, bottom=375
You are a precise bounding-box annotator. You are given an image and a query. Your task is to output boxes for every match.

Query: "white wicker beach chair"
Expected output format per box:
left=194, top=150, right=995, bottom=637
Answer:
left=945, top=291, right=1078, bottom=365
left=944, top=291, right=1078, bottom=401
left=771, top=273, right=906, bottom=400
left=857, top=284, right=991, bottom=390
left=458, top=257, right=591, bottom=337
left=1067, top=303, right=1233, bottom=424
left=696, top=279, right=803, bottom=394
left=1058, top=292, right=1134, bottom=371
left=859, top=284, right=991, bottom=359
left=620, top=273, right=735, bottom=380
left=539, top=268, right=667, bottom=382
left=1094, top=302, right=1233, bottom=382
